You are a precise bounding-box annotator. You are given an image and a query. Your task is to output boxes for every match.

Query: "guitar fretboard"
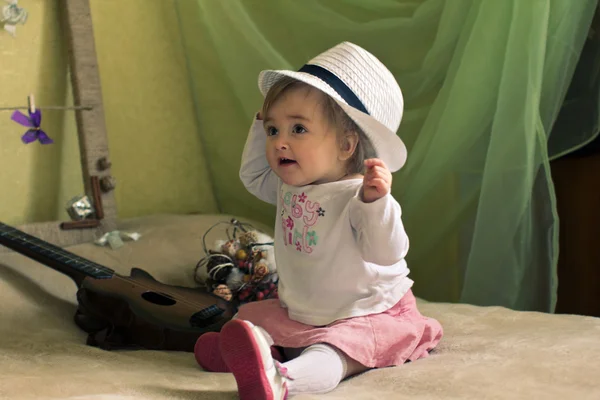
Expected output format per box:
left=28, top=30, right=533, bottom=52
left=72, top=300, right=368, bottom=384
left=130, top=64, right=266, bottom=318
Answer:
left=0, top=222, right=113, bottom=279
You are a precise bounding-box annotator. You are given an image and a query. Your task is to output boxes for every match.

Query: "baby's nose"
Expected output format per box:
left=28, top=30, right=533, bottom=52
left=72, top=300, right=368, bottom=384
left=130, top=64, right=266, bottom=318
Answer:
left=274, top=137, right=288, bottom=150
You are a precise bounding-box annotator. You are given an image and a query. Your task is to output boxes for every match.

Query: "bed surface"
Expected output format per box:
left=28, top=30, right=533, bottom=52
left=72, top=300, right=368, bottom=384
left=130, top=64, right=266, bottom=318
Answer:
left=1, top=214, right=599, bottom=399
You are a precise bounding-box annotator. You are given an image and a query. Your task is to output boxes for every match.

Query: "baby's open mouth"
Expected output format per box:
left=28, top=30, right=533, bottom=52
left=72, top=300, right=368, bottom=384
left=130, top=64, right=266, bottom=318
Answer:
left=279, top=157, right=297, bottom=165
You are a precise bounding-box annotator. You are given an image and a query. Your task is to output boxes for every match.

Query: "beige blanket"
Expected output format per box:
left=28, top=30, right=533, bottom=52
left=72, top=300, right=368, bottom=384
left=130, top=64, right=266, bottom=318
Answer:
left=1, top=214, right=599, bottom=400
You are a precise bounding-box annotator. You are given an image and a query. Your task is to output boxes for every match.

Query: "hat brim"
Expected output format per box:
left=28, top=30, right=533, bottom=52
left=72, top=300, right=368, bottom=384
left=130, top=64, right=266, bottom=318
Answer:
left=258, top=69, right=407, bottom=172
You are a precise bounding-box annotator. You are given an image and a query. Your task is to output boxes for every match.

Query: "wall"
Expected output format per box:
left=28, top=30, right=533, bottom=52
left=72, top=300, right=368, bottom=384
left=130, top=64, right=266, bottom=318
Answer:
left=0, top=0, right=217, bottom=227
left=0, top=0, right=79, bottom=226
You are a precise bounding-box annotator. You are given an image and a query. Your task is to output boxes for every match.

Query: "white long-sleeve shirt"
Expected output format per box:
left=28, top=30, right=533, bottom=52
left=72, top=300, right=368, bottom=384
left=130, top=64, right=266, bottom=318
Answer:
left=240, top=119, right=413, bottom=326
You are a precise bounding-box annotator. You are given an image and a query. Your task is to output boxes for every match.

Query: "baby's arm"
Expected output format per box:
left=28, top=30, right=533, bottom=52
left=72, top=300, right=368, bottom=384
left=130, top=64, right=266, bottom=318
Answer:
left=239, top=114, right=279, bottom=205
left=349, top=193, right=410, bottom=266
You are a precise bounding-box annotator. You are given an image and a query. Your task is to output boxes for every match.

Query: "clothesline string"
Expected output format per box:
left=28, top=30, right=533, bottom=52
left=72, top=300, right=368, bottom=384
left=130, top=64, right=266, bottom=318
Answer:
left=0, top=105, right=93, bottom=111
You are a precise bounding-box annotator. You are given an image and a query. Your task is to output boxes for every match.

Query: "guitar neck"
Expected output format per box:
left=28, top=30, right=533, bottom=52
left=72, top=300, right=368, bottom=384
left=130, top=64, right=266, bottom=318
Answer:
left=0, top=222, right=114, bottom=284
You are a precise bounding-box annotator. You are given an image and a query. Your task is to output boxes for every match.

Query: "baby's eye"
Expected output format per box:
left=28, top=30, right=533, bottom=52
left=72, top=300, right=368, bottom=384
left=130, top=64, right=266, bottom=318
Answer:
left=266, top=126, right=278, bottom=136
left=292, top=125, right=307, bottom=134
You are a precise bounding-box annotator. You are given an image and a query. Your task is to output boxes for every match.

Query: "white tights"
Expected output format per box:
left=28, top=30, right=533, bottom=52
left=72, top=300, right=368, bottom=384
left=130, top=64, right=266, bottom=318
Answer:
left=281, top=344, right=367, bottom=396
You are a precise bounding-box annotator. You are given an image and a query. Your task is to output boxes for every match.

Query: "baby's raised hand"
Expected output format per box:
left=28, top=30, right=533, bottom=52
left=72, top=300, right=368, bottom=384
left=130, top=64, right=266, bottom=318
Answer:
left=361, top=158, right=392, bottom=203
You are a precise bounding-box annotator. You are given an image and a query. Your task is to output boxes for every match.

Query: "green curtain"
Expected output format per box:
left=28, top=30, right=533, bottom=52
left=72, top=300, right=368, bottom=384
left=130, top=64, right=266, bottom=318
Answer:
left=175, top=0, right=599, bottom=312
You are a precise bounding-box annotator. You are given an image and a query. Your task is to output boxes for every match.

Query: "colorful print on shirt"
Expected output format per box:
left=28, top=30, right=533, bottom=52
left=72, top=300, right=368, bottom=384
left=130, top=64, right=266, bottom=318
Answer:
left=280, top=190, right=325, bottom=254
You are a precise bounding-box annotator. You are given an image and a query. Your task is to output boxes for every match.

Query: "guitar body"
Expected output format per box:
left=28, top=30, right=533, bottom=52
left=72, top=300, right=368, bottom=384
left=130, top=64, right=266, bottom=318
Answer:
left=74, top=268, right=235, bottom=352
left=0, top=221, right=236, bottom=352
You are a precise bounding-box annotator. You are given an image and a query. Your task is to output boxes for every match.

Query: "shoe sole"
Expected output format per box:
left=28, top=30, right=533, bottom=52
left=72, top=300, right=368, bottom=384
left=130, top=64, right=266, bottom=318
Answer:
left=221, top=320, right=279, bottom=400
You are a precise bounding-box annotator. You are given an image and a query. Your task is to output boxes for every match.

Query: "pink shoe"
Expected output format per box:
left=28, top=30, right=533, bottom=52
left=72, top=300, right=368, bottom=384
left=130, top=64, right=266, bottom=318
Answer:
left=194, top=332, right=229, bottom=372
left=220, top=320, right=289, bottom=400
left=194, top=331, right=285, bottom=373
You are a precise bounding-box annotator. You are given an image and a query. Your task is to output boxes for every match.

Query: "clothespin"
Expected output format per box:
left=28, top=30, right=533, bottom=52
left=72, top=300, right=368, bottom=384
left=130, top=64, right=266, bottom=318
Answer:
left=10, top=93, right=52, bottom=144
left=27, top=93, right=35, bottom=113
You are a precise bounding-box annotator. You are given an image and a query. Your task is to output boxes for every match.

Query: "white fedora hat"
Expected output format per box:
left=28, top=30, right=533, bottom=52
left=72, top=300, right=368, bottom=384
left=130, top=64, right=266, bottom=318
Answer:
left=257, top=42, right=407, bottom=172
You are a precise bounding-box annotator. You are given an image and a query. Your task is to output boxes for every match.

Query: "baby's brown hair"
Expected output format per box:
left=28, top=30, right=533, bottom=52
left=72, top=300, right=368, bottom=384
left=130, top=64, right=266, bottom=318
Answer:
left=262, top=77, right=375, bottom=175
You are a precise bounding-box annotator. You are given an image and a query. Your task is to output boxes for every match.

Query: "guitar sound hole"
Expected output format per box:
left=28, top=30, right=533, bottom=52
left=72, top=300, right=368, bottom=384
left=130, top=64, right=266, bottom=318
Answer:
left=141, top=291, right=176, bottom=306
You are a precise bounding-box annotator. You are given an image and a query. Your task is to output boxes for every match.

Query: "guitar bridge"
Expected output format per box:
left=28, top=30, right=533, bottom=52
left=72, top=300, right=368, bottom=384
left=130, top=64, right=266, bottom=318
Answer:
left=189, top=305, right=225, bottom=327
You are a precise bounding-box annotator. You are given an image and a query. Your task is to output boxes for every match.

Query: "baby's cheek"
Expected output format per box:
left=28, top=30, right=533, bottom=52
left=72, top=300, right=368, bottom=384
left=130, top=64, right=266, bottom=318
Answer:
left=265, top=149, right=275, bottom=162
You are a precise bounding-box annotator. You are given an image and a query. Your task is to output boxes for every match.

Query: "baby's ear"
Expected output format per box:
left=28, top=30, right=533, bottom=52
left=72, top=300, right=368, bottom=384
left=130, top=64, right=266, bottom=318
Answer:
left=338, top=131, right=358, bottom=161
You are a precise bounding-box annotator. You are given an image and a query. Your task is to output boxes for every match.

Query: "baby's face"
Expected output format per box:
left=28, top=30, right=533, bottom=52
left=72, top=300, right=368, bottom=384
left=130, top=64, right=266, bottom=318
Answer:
left=263, top=86, right=346, bottom=186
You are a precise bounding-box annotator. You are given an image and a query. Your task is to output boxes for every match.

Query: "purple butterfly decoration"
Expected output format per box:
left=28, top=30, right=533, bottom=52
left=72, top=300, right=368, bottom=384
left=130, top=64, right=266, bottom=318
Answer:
left=11, top=109, right=53, bottom=144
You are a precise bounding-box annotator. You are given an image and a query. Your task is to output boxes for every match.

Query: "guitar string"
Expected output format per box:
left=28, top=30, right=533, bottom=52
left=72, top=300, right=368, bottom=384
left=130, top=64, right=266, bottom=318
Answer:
left=108, top=274, right=225, bottom=312
left=0, top=226, right=113, bottom=275
left=19, top=233, right=222, bottom=311
left=0, top=226, right=224, bottom=312
left=0, top=227, right=224, bottom=313
left=20, top=233, right=225, bottom=313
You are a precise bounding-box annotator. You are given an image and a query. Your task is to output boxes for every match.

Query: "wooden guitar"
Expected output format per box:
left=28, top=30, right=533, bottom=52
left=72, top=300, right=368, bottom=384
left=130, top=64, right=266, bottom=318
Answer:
left=0, top=221, right=235, bottom=352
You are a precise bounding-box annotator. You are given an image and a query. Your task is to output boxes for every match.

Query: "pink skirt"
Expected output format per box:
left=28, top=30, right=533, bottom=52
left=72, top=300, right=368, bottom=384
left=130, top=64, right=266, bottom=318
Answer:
left=234, top=290, right=443, bottom=368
